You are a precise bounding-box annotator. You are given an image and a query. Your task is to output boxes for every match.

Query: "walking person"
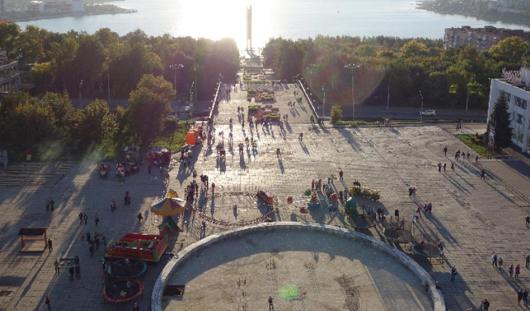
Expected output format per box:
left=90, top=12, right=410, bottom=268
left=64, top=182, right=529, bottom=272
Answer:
left=451, top=162, right=455, bottom=171
left=110, top=200, right=116, bottom=212
left=526, top=255, right=530, bottom=269
left=443, top=146, right=448, bottom=156
left=68, top=266, right=74, bottom=280
left=339, top=169, right=344, bottom=181
left=137, top=212, right=144, bottom=223
left=44, top=296, right=51, bottom=310
left=515, top=264, right=521, bottom=279
left=443, top=163, right=446, bottom=172
left=518, top=289, right=524, bottom=305
left=54, top=260, right=60, bottom=273
left=526, top=215, right=530, bottom=229
left=481, top=298, right=490, bottom=311
left=437, top=163, right=442, bottom=172
left=83, top=213, right=88, bottom=225
left=95, top=214, right=100, bottom=226
left=124, top=191, right=131, bottom=207
left=450, top=266, right=457, bottom=282
left=524, top=289, right=529, bottom=307
left=47, top=238, right=53, bottom=253
left=75, top=264, right=81, bottom=279
left=268, top=296, right=274, bottom=311
left=78, top=212, right=83, bottom=224
left=491, top=253, right=498, bottom=267
left=394, top=209, right=400, bottom=222
left=509, top=264, right=514, bottom=278
left=132, top=302, right=139, bottom=311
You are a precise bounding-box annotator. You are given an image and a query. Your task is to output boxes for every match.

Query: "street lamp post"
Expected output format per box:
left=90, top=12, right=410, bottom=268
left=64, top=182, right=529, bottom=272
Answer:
left=344, top=63, right=360, bottom=121
left=419, top=90, right=424, bottom=122
left=308, top=64, right=318, bottom=90
left=322, top=86, right=326, bottom=117
left=169, top=63, right=184, bottom=101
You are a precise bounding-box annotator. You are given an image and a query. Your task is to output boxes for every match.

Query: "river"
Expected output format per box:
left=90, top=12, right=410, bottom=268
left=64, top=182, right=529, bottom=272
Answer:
left=16, top=0, right=530, bottom=49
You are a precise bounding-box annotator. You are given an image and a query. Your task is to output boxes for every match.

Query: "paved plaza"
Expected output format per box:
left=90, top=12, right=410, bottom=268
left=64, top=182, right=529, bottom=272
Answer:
left=1, top=81, right=530, bottom=310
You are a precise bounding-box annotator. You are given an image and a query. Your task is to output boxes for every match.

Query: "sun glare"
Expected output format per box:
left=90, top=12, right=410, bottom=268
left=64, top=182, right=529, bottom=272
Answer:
left=174, top=0, right=273, bottom=50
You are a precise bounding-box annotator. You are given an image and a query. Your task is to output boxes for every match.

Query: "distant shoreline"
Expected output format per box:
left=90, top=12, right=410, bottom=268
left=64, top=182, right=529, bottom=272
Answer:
left=5, top=4, right=136, bottom=22
left=418, top=0, right=530, bottom=28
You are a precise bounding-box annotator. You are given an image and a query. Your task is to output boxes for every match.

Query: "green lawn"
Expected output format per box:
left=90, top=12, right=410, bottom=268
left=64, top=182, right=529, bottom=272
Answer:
left=152, top=121, right=190, bottom=152
left=456, top=134, right=491, bottom=157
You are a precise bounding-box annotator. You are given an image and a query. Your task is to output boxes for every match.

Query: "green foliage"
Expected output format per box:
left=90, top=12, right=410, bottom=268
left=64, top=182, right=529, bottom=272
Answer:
left=0, top=23, right=239, bottom=101
left=488, top=94, right=513, bottom=149
left=162, top=117, right=179, bottom=135
left=456, top=134, right=490, bottom=156
left=151, top=121, right=189, bottom=152
left=330, top=104, right=343, bottom=124
left=490, top=37, right=530, bottom=68
left=263, top=35, right=521, bottom=110
left=3, top=101, right=57, bottom=154
left=126, top=74, right=174, bottom=147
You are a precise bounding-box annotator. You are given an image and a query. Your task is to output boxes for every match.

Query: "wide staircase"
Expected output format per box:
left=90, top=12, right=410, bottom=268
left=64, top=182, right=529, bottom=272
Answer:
left=0, top=161, right=76, bottom=187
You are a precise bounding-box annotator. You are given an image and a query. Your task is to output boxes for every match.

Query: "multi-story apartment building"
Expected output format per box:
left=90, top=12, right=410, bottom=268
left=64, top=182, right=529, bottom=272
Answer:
left=487, top=67, right=530, bottom=154
left=0, top=50, right=21, bottom=93
left=444, top=26, right=530, bottom=51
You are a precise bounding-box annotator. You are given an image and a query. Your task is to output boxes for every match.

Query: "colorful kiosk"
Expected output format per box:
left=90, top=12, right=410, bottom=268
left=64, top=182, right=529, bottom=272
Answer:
left=105, top=233, right=168, bottom=263
left=151, top=195, right=186, bottom=235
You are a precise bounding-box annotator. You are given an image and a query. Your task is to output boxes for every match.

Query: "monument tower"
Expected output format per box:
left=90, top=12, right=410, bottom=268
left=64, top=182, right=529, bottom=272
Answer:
left=246, top=5, right=253, bottom=56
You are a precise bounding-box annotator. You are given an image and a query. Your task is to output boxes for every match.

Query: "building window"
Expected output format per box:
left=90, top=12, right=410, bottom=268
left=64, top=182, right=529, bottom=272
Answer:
left=517, top=114, right=523, bottom=124
left=515, top=96, right=528, bottom=109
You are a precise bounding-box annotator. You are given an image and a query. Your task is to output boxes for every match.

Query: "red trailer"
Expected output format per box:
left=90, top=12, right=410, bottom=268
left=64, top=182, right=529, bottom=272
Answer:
left=105, top=233, right=168, bottom=263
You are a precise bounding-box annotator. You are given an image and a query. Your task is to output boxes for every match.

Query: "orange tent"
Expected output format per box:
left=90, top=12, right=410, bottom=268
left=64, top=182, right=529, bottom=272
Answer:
left=185, top=130, right=197, bottom=145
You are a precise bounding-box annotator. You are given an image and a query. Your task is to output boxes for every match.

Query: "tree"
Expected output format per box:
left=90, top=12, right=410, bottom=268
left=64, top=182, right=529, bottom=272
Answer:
left=76, top=99, right=110, bottom=144
left=126, top=75, right=174, bottom=147
left=330, top=104, right=343, bottom=124
left=488, top=94, right=513, bottom=149
left=490, top=37, right=530, bottom=68
left=4, top=101, right=57, bottom=153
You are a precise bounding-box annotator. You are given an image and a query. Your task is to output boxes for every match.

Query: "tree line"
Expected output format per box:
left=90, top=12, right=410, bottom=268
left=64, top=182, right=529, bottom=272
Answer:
left=262, top=35, right=530, bottom=111
left=0, top=22, right=239, bottom=100
left=0, top=23, right=240, bottom=160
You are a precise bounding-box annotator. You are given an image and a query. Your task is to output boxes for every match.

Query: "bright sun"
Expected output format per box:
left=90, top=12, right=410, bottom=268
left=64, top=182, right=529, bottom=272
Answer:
left=175, top=0, right=273, bottom=49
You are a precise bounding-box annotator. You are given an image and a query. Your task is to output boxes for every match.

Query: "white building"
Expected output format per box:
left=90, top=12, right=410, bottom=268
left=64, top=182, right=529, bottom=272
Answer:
left=71, top=0, right=84, bottom=13
left=487, top=67, right=530, bottom=154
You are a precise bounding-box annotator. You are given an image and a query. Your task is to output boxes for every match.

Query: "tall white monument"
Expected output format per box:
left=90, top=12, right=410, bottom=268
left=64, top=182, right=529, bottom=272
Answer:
left=246, top=5, right=253, bottom=55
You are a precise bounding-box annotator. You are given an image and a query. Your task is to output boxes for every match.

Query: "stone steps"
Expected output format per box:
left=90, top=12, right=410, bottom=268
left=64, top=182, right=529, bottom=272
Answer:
left=0, top=161, right=76, bottom=187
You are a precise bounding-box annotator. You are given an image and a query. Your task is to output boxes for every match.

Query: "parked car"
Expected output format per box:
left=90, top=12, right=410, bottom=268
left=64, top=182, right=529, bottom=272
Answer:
left=420, top=109, right=436, bottom=116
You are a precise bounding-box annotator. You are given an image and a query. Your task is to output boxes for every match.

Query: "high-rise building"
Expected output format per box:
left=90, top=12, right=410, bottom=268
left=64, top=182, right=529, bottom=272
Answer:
left=0, top=50, right=22, bottom=93
left=444, top=26, right=530, bottom=51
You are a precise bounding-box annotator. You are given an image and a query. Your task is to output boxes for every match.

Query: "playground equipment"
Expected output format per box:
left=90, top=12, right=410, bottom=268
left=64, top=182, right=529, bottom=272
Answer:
left=103, top=279, right=144, bottom=303
left=105, top=258, right=147, bottom=279
left=105, top=233, right=168, bottom=263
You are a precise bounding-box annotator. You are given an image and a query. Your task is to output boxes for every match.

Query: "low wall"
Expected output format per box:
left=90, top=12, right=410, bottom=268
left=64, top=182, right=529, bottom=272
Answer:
left=296, top=80, right=321, bottom=122
left=151, top=222, right=445, bottom=311
left=207, top=82, right=222, bottom=123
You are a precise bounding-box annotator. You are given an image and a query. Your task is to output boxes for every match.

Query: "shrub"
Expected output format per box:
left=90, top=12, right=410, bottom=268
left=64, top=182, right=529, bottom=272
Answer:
left=331, top=104, right=343, bottom=124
